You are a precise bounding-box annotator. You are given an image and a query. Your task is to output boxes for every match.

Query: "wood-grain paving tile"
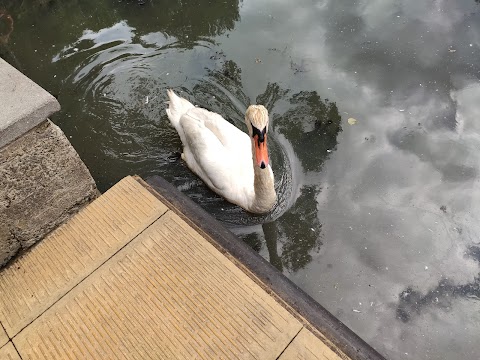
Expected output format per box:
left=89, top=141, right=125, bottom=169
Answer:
left=279, top=328, right=343, bottom=360
left=14, top=211, right=303, bottom=359
left=0, top=342, right=21, bottom=360
left=0, top=324, right=8, bottom=348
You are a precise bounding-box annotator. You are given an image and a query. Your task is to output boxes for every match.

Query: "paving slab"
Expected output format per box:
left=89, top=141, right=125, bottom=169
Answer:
left=0, top=324, right=8, bottom=347
left=279, top=328, right=342, bottom=360
left=13, top=211, right=303, bottom=359
left=146, top=176, right=385, bottom=360
left=0, top=58, right=60, bottom=149
left=0, top=342, right=21, bottom=360
left=0, top=176, right=167, bottom=337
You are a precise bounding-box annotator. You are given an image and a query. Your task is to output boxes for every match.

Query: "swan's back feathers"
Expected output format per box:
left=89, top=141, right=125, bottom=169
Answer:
left=166, top=89, right=195, bottom=128
left=166, top=89, right=250, bottom=150
left=185, top=107, right=250, bottom=150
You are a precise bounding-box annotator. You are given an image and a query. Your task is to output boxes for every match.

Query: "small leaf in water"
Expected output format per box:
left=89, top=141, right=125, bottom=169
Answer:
left=348, top=117, right=357, bottom=125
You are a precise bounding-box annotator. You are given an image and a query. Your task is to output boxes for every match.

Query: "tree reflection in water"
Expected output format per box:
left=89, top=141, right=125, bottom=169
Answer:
left=257, top=85, right=341, bottom=272
left=258, top=85, right=342, bottom=172
left=118, top=0, right=240, bottom=45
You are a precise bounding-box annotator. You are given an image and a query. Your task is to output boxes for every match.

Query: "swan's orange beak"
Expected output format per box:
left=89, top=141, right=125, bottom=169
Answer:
left=253, top=134, right=269, bottom=169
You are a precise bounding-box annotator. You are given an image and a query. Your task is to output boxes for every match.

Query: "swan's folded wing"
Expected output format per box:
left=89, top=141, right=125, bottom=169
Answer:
left=179, top=112, right=233, bottom=192
left=185, top=107, right=250, bottom=151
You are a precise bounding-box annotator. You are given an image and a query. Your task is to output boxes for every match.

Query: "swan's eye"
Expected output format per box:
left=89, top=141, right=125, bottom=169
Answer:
left=251, top=125, right=267, bottom=143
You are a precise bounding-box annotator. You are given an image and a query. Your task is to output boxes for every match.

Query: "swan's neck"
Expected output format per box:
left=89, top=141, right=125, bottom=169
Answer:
left=250, top=164, right=277, bottom=214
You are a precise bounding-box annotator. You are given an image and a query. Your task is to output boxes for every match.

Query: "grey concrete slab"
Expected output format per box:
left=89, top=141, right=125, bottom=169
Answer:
left=0, top=58, right=60, bottom=149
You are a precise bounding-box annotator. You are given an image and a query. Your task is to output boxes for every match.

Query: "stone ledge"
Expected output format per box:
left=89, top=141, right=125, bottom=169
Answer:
left=0, top=58, right=60, bottom=149
left=0, top=120, right=98, bottom=267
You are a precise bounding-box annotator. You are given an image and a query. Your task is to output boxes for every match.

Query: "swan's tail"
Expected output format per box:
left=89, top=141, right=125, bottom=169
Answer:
left=165, top=89, right=195, bottom=128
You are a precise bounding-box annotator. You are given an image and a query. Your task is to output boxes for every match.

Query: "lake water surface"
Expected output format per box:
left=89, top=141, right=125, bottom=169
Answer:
left=2, top=0, right=480, bottom=358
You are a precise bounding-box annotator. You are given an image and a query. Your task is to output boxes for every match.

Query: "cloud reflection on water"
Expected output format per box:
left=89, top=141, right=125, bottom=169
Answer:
left=241, top=0, right=480, bottom=358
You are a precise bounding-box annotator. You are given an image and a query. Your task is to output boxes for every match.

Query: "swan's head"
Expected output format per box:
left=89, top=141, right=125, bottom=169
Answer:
left=245, top=105, right=270, bottom=170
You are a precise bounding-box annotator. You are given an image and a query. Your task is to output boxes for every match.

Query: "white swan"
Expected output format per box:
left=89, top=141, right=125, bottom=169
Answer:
left=166, top=90, right=277, bottom=214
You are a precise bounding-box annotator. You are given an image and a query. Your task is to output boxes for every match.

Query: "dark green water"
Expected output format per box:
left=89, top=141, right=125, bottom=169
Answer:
left=2, top=0, right=480, bottom=358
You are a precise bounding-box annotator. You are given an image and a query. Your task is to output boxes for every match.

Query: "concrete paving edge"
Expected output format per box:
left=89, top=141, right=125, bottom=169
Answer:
left=0, top=58, right=60, bottom=149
